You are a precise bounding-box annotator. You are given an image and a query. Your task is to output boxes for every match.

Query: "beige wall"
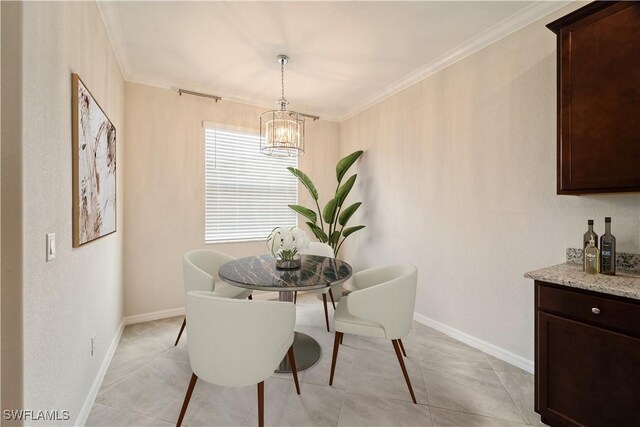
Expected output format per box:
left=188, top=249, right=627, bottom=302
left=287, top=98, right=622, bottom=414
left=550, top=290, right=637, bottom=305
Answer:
left=1, top=1, right=24, bottom=419
left=2, top=2, right=125, bottom=424
left=0, top=0, right=2, bottom=410
left=124, top=82, right=340, bottom=317
left=340, top=4, right=640, bottom=362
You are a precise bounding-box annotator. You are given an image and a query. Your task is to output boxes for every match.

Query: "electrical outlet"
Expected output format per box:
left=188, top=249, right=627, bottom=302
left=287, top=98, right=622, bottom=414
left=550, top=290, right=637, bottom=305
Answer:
left=91, top=336, right=96, bottom=357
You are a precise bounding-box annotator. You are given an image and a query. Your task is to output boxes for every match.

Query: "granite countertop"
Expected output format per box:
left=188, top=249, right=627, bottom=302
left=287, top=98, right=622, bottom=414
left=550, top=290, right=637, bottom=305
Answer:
left=525, top=263, right=640, bottom=300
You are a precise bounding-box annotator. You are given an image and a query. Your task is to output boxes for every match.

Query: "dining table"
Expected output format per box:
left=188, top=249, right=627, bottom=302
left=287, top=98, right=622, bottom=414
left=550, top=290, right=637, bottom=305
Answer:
left=218, top=254, right=353, bottom=373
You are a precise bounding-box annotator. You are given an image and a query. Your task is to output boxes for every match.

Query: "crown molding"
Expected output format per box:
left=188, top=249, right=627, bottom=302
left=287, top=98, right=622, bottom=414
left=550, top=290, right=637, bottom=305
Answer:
left=337, top=1, right=572, bottom=122
left=96, top=2, right=130, bottom=80
left=98, top=0, right=574, bottom=124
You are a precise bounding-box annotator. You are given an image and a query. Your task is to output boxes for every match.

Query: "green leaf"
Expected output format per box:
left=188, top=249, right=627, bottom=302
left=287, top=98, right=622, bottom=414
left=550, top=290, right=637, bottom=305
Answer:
left=288, top=167, right=318, bottom=201
left=338, top=202, right=361, bottom=226
left=336, top=150, right=363, bottom=184
left=329, top=231, right=341, bottom=245
left=306, top=222, right=328, bottom=242
left=323, top=198, right=339, bottom=225
left=335, top=175, right=357, bottom=204
left=342, top=225, right=365, bottom=238
left=288, top=204, right=317, bottom=224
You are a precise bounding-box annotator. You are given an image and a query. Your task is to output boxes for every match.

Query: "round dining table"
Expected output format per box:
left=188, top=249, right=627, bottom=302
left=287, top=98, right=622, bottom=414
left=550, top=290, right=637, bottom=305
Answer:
left=218, top=254, right=353, bottom=373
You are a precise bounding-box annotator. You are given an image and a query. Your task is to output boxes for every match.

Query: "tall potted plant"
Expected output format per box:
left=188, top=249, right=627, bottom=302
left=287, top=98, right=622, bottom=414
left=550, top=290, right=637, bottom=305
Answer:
left=287, top=150, right=365, bottom=256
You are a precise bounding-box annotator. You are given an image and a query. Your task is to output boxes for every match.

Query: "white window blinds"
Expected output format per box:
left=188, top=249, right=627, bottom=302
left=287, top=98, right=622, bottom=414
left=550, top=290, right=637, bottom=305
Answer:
left=204, top=124, right=298, bottom=243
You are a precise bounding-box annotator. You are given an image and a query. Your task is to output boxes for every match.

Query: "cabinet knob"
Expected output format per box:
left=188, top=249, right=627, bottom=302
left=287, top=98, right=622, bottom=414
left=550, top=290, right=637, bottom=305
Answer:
left=592, top=307, right=601, bottom=315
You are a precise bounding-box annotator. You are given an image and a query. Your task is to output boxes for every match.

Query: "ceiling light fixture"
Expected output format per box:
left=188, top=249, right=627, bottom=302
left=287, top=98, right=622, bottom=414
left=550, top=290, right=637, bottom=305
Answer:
left=260, top=55, right=304, bottom=157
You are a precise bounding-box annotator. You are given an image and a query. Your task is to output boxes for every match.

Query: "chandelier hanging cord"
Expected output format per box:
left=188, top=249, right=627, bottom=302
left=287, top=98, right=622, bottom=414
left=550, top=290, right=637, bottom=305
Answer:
left=278, top=55, right=289, bottom=110
left=281, top=59, right=285, bottom=101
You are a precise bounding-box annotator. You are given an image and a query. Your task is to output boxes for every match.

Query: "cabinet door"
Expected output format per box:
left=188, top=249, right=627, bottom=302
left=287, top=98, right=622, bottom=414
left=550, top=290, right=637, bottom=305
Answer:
left=556, top=2, right=640, bottom=194
left=537, top=312, right=640, bottom=426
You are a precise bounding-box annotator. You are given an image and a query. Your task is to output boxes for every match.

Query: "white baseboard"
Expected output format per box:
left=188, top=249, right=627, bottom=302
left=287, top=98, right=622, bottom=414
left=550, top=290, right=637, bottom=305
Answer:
left=76, top=321, right=125, bottom=426
left=413, top=312, right=534, bottom=374
left=123, top=307, right=185, bottom=325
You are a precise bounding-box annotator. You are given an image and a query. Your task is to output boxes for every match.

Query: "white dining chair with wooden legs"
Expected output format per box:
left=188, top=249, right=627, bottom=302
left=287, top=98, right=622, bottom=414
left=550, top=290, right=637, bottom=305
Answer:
left=176, top=291, right=300, bottom=427
left=174, top=250, right=253, bottom=346
left=328, top=264, right=418, bottom=403
left=295, top=242, right=338, bottom=332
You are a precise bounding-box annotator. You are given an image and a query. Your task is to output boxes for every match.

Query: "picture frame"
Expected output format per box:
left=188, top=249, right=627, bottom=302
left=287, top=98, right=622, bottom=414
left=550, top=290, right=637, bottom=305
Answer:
left=71, top=73, right=117, bottom=247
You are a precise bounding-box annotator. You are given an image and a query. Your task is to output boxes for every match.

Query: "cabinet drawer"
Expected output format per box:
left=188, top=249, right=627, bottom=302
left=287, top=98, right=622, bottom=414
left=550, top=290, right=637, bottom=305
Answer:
left=537, top=282, right=640, bottom=337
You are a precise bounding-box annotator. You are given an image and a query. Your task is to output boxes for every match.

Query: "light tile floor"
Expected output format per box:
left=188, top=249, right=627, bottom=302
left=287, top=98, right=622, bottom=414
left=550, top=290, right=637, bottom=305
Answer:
left=88, top=293, right=546, bottom=426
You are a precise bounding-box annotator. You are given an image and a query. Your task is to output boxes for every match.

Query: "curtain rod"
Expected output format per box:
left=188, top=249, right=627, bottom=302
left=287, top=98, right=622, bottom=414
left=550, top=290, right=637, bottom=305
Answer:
left=178, top=89, right=221, bottom=102
left=298, top=112, right=320, bottom=121
left=177, top=88, right=320, bottom=121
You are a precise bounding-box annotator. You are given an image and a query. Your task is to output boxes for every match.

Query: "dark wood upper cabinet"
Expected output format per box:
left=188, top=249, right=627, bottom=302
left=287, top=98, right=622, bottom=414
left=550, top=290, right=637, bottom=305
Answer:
left=547, top=2, right=640, bottom=194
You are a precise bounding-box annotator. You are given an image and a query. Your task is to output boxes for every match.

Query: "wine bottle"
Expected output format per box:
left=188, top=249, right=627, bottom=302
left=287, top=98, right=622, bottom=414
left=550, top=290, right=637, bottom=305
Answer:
left=582, top=220, right=598, bottom=271
left=584, top=237, right=599, bottom=275
left=600, top=217, right=616, bottom=275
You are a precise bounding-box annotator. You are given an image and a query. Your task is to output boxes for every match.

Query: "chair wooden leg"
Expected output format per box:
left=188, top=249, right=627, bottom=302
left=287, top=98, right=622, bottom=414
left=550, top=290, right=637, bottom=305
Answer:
left=257, top=381, right=265, bottom=427
left=294, top=291, right=297, bottom=304
left=248, top=294, right=253, bottom=300
left=322, top=294, right=330, bottom=332
left=392, top=340, right=416, bottom=404
left=398, top=339, right=407, bottom=357
left=328, top=288, right=336, bottom=310
left=287, top=346, right=301, bottom=395
left=174, top=318, right=186, bottom=346
left=329, top=332, right=343, bottom=386
left=176, top=373, right=198, bottom=426
left=340, top=334, right=343, bottom=345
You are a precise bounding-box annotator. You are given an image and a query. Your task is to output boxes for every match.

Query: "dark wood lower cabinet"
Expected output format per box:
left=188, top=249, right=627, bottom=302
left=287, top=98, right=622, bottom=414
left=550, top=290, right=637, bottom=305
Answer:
left=535, top=282, right=640, bottom=427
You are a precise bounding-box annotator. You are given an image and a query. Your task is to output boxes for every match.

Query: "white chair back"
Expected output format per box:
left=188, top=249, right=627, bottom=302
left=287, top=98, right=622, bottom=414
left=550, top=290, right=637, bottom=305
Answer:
left=299, top=242, right=335, bottom=258
left=348, top=264, right=417, bottom=339
left=183, top=250, right=235, bottom=293
left=186, top=291, right=295, bottom=387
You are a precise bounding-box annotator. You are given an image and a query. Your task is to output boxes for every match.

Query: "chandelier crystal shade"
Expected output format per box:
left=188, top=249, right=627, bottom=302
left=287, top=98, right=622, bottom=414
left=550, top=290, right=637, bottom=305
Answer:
left=260, top=55, right=305, bottom=157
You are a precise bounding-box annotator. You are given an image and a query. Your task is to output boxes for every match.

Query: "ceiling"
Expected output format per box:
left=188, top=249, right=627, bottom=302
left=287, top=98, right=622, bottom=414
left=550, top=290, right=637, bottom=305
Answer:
left=98, top=1, right=567, bottom=122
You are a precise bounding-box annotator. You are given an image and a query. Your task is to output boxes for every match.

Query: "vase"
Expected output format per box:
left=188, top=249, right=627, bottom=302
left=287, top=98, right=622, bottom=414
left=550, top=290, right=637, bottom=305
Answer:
left=275, top=253, right=301, bottom=270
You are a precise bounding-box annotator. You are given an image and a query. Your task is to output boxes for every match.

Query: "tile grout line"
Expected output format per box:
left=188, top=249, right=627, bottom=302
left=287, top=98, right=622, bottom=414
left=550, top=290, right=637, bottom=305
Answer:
left=346, top=332, right=431, bottom=408
left=93, top=302, right=535, bottom=427
left=95, top=351, right=162, bottom=397
left=425, top=401, right=531, bottom=425
left=95, top=326, right=192, bottom=423
left=238, top=377, right=278, bottom=427
left=88, top=402, right=172, bottom=427
left=335, top=334, right=359, bottom=427
left=415, top=325, right=436, bottom=427
left=96, top=323, right=183, bottom=398
left=491, top=358, right=532, bottom=426
left=417, top=325, right=528, bottom=426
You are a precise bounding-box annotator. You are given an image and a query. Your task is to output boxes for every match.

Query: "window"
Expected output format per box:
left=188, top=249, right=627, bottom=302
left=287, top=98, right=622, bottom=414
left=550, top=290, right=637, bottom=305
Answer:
left=204, top=124, right=298, bottom=243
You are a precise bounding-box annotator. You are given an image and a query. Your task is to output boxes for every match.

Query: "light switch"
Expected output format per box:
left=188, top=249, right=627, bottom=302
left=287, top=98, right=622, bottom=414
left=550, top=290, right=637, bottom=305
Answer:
left=46, top=233, right=56, bottom=262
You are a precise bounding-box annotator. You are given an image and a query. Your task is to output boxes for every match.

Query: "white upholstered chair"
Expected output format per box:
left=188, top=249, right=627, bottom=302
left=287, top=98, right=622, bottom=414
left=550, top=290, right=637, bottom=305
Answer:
left=296, top=242, right=338, bottom=332
left=176, top=291, right=300, bottom=427
left=174, top=250, right=253, bottom=346
left=329, top=264, right=418, bottom=403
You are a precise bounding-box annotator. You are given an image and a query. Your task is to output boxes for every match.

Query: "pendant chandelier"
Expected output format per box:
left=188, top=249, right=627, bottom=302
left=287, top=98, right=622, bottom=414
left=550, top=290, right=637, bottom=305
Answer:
left=260, top=55, right=305, bottom=157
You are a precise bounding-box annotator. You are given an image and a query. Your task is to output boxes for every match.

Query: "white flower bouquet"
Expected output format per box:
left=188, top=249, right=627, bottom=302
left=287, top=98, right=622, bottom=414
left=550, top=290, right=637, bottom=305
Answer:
left=267, top=226, right=310, bottom=269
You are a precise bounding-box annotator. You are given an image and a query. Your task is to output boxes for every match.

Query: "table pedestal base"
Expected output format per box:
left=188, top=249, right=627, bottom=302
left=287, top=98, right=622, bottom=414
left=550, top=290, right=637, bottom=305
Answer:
left=276, top=332, right=321, bottom=373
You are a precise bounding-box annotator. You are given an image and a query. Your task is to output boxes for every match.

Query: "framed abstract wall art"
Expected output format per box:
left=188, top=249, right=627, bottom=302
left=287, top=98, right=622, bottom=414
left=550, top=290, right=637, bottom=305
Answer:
left=71, top=73, right=116, bottom=247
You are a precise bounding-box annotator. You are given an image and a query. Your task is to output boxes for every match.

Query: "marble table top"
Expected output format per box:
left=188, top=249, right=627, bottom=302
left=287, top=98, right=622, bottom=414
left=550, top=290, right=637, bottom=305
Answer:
left=525, top=263, right=640, bottom=300
left=218, top=255, right=353, bottom=292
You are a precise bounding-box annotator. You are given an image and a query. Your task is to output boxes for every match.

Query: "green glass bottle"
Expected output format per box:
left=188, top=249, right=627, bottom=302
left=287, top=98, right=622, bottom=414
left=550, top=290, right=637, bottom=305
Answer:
left=584, top=237, right=599, bottom=275
left=582, top=220, right=598, bottom=271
